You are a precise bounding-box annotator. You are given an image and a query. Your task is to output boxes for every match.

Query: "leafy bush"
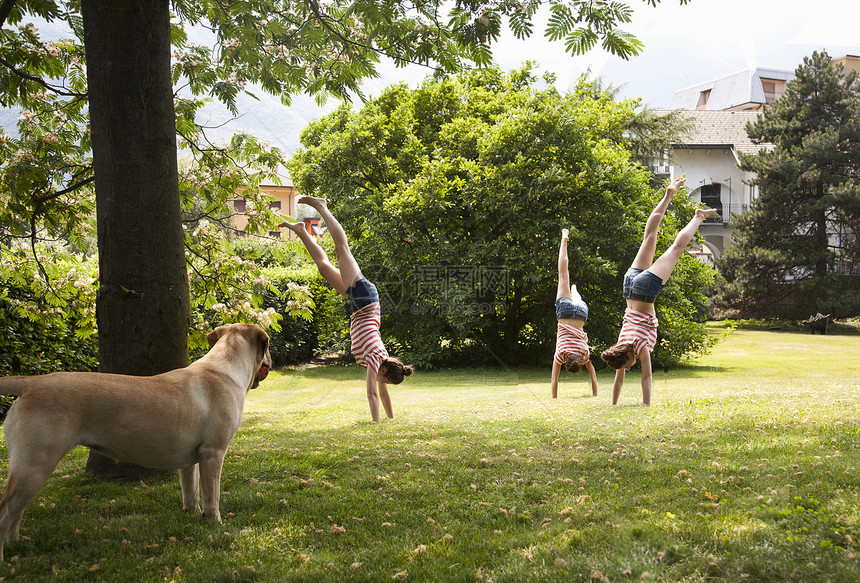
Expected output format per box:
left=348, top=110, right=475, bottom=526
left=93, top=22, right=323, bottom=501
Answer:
left=0, top=234, right=346, bottom=383
left=0, top=247, right=99, bottom=416
left=288, top=66, right=716, bottom=369
left=262, top=263, right=348, bottom=366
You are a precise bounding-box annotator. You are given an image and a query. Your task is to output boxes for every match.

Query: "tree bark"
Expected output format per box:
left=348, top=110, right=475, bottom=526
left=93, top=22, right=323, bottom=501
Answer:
left=81, top=0, right=190, bottom=478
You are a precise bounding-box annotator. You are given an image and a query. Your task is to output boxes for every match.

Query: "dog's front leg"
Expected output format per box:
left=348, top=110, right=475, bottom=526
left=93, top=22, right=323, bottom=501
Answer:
left=198, top=448, right=225, bottom=522
left=178, top=464, right=200, bottom=513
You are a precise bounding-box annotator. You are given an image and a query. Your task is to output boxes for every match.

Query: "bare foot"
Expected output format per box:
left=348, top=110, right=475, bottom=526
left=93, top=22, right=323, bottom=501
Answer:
left=561, top=228, right=569, bottom=241
left=696, top=207, right=718, bottom=220
left=297, top=195, right=327, bottom=211
left=282, top=220, right=307, bottom=235
left=666, top=176, right=686, bottom=199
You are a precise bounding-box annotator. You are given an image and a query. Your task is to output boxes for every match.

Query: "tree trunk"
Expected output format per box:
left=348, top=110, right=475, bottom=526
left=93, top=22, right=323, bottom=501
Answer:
left=81, top=0, right=190, bottom=478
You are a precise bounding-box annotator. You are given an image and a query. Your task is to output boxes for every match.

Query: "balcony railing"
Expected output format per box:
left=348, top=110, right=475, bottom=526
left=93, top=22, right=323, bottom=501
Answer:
left=703, top=203, right=749, bottom=224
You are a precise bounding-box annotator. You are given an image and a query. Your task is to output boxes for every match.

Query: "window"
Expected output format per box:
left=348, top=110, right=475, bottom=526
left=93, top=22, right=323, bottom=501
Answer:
left=761, top=78, right=786, bottom=103
left=700, top=184, right=722, bottom=222
left=269, top=201, right=282, bottom=211
left=696, top=89, right=711, bottom=110
left=233, top=199, right=246, bottom=212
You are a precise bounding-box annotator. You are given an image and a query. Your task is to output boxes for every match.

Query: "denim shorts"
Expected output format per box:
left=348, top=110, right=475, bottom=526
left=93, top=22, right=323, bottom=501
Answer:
left=622, top=268, right=664, bottom=303
left=347, top=278, right=379, bottom=312
left=555, top=297, right=589, bottom=321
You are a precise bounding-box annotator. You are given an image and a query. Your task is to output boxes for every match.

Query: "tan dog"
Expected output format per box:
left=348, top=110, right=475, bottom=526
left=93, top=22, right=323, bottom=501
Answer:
left=0, top=323, right=271, bottom=560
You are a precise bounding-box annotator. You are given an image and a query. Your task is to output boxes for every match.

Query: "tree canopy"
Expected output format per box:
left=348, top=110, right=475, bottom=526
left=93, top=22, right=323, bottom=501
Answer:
left=288, top=66, right=715, bottom=368
left=715, top=51, right=860, bottom=318
left=0, top=0, right=691, bottom=353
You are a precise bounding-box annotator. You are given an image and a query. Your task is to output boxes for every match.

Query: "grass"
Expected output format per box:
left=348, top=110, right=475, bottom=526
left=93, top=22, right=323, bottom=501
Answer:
left=1, top=326, right=859, bottom=582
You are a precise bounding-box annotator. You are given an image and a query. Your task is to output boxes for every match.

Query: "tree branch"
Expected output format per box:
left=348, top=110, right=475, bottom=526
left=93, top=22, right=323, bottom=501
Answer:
left=28, top=205, right=61, bottom=300
left=0, top=0, right=17, bottom=29
left=34, top=174, right=95, bottom=205
left=300, top=0, right=445, bottom=73
left=0, top=54, right=86, bottom=98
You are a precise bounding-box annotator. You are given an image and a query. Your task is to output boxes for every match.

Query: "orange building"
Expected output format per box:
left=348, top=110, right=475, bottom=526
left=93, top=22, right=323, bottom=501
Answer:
left=230, top=183, right=320, bottom=238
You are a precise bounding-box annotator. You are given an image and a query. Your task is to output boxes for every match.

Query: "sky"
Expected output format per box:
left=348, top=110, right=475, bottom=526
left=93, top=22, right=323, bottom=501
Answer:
left=2, top=1, right=857, bottom=165
left=195, top=0, right=860, bottom=165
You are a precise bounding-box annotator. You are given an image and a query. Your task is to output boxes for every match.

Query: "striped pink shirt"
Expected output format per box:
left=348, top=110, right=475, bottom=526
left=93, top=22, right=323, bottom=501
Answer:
left=617, top=308, right=658, bottom=356
left=350, top=302, right=389, bottom=373
left=554, top=323, right=589, bottom=365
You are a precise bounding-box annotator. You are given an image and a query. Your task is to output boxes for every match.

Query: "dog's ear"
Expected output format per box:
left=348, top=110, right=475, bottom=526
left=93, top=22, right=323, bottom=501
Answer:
left=254, top=326, right=271, bottom=359
left=207, top=326, right=227, bottom=348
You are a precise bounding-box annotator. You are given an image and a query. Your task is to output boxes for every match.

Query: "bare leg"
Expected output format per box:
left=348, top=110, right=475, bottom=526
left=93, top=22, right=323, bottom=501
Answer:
left=557, top=228, right=571, bottom=300
left=630, top=177, right=686, bottom=270
left=648, top=208, right=717, bottom=282
left=284, top=220, right=347, bottom=296
left=298, top=196, right=363, bottom=288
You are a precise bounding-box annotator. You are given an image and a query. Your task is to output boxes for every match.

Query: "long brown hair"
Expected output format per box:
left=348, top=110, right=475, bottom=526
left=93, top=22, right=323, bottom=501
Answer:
left=380, top=357, right=415, bottom=384
left=563, top=354, right=584, bottom=374
left=600, top=344, right=636, bottom=369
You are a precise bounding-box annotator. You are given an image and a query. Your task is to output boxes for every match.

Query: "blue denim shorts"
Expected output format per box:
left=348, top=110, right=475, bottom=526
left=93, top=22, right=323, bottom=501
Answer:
left=555, top=297, right=589, bottom=321
left=623, top=268, right=664, bottom=303
left=347, top=278, right=379, bottom=312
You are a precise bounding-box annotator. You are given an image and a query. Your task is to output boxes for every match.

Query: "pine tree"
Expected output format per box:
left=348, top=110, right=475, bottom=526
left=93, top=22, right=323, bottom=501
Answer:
left=715, top=51, right=860, bottom=318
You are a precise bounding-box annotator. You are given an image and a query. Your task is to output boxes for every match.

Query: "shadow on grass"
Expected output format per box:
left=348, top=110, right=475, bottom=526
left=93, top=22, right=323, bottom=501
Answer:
left=272, top=365, right=557, bottom=389
left=7, top=392, right=858, bottom=583
left=273, top=362, right=738, bottom=383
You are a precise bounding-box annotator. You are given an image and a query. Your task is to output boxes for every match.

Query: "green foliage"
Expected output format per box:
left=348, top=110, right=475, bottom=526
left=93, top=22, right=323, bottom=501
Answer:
left=262, top=261, right=349, bottom=367
left=0, top=234, right=330, bottom=388
left=177, top=131, right=311, bottom=352
left=0, top=243, right=99, bottom=414
left=170, top=0, right=684, bottom=112
left=715, top=51, right=860, bottom=319
left=0, top=242, right=98, bottom=362
left=0, top=19, right=93, bottom=252
left=289, top=66, right=714, bottom=369
left=1, top=7, right=317, bottom=358
left=0, top=0, right=694, bottom=372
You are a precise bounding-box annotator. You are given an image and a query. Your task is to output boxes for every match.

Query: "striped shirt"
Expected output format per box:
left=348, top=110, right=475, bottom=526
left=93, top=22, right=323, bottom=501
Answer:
left=617, top=308, right=658, bottom=356
left=554, top=323, right=590, bottom=366
left=350, top=302, right=389, bottom=373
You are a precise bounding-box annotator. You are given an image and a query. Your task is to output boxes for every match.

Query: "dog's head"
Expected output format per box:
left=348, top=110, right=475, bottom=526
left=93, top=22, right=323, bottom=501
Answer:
left=207, top=323, right=272, bottom=390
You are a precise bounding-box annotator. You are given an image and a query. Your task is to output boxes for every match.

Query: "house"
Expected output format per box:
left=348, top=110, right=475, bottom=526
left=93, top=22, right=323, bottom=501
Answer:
left=667, top=67, right=794, bottom=112
left=230, top=182, right=320, bottom=238
left=660, top=67, right=793, bottom=260
left=653, top=109, right=773, bottom=260
left=668, top=55, right=860, bottom=113
left=833, top=54, right=860, bottom=75
left=661, top=55, right=859, bottom=261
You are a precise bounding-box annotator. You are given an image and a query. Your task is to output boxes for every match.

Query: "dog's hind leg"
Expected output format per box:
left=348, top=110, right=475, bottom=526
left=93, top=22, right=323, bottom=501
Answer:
left=0, top=409, right=72, bottom=561
left=0, top=462, right=58, bottom=561
left=178, top=464, right=200, bottom=513
left=197, top=447, right=225, bottom=522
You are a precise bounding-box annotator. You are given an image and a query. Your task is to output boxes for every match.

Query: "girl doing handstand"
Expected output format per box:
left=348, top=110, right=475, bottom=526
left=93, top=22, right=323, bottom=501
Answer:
left=551, top=228, right=598, bottom=398
left=285, top=196, right=414, bottom=423
left=600, top=177, right=715, bottom=405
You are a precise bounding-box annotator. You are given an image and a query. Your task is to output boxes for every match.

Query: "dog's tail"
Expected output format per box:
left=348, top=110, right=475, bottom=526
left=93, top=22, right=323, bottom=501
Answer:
left=0, top=376, right=31, bottom=396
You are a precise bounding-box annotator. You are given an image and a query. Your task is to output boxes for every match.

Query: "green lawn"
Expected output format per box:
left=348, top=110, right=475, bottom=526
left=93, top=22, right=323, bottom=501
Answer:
left=1, top=326, right=859, bottom=582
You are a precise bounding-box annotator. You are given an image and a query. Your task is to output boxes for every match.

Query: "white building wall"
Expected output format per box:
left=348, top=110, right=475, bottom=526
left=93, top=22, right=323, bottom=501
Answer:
left=670, top=147, right=759, bottom=257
